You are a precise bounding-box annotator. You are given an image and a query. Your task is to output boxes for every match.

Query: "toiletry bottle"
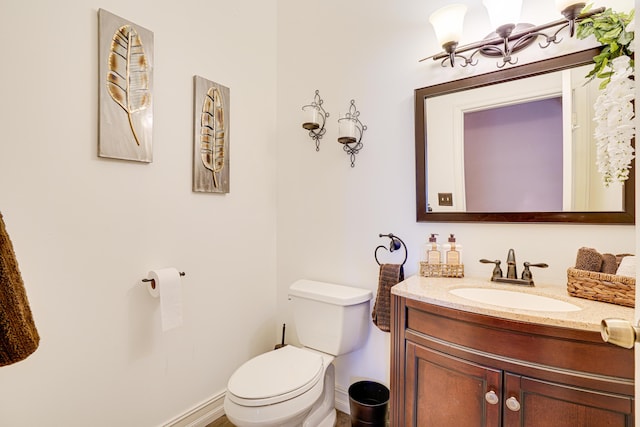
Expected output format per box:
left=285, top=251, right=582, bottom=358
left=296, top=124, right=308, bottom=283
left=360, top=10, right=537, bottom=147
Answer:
left=444, top=234, right=462, bottom=265
left=425, top=234, right=441, bottom=264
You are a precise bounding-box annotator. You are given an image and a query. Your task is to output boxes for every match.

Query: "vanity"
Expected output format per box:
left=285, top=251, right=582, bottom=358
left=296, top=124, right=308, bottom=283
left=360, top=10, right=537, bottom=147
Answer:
left=390, top=276, right=635, bottom=426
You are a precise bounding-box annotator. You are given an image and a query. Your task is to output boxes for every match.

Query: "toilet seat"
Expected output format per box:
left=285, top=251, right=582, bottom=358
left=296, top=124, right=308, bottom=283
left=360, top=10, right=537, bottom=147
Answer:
left=226, top=346, right=324, bottom=407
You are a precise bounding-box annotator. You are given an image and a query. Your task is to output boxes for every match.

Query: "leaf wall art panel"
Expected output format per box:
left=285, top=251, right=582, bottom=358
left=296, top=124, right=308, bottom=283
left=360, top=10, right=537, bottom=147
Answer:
left=193, top=76, right=230, bottom=193
left=98, top=9, right=153, bottom=163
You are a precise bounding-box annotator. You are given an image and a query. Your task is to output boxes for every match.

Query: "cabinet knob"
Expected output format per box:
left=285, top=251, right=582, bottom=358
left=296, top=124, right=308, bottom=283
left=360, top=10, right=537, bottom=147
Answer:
left=506, top=396, right=521, bottom=412
left=485, top=390, right=499, bottom=405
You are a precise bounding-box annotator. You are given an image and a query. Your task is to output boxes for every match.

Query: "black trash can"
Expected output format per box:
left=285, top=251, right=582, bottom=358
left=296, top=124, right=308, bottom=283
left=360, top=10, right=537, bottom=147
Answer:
left=348, top=380, right=389, bottom=426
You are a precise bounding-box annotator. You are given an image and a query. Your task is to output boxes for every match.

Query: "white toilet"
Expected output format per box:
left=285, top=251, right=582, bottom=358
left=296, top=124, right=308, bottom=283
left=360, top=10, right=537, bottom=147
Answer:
left=224, top=279, right=373, bottom=427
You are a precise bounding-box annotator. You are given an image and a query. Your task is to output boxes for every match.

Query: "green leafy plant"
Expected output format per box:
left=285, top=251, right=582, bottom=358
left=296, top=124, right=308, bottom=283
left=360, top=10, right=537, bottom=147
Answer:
left=576, top=5, right=634, bottom=88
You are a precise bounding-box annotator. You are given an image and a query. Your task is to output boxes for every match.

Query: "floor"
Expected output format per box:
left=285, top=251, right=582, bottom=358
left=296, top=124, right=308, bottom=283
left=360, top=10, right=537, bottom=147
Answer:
left=206, top=410, right=352, bottom=427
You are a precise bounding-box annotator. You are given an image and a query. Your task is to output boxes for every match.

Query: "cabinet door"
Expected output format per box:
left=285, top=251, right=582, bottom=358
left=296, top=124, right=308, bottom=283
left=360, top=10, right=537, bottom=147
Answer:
left=503, top=373, right=634, bottom=427
left=405, top=341, right=502, bottom=427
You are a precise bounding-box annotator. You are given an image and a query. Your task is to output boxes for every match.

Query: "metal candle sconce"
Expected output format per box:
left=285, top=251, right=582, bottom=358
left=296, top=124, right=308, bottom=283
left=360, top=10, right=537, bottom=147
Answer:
left=338, top=99, right=367, bottom=167
left=301, top=90, right=330, bottom=151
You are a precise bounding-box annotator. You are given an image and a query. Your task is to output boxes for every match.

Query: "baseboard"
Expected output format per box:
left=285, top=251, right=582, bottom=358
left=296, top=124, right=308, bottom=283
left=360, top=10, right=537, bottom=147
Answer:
left=162, top=391, right=226, bottom=427
left=163, top=385, right=350, bottom=427
left=334, top=385, right=350, bottom=415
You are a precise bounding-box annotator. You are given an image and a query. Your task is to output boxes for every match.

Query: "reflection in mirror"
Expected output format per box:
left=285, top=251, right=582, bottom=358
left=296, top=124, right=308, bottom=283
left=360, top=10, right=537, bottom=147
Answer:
left=463, top=97, right=564, bottom=212
left=415, top=48, right=634, bottom=223
left=426, top=64, right=623, bottom=213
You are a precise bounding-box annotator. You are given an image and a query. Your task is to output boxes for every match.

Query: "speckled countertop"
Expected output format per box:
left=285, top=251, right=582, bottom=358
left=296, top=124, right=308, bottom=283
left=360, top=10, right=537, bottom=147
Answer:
left=391, top=275, right=634, bottom=332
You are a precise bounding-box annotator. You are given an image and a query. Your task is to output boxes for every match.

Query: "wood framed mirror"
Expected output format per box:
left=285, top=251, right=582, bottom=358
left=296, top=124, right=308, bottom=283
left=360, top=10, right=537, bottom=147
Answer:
left=415, top=47, right=634, bottom=224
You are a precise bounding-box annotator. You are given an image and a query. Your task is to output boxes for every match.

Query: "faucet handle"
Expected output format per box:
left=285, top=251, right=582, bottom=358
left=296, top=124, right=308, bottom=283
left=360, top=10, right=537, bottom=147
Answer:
left=480, top=259, right=503, bottom=280
left=521, top=262, right=549, bottom=281
left=524, top=262, right=549, bottom=268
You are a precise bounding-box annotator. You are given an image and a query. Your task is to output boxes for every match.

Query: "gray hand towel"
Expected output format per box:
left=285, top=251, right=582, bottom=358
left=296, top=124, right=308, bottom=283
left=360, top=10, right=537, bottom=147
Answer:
left=0, top=212, right=39, bottom=366
left=372, top=264, right=404, bottom=333
left=601, top=253, right=618, bottom=274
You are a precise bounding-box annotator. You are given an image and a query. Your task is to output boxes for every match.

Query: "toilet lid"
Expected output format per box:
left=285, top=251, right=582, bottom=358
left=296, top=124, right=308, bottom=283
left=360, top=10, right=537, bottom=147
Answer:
left=227, top=346, right=323, bottom=406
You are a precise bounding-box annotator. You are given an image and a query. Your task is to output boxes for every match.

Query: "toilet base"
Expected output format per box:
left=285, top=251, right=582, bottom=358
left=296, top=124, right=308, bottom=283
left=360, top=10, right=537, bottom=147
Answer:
left=303, top=363, right=336, bottom=427
left=314, top=409, right=336, bottom=427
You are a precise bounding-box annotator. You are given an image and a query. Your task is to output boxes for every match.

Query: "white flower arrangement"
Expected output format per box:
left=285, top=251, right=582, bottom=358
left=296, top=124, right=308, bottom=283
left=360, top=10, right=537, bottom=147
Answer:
left=592, top=55, right=635, bottom=186
left=577, top=6, right=635, bottom=186
left=576, top=5, right=636, bottom=187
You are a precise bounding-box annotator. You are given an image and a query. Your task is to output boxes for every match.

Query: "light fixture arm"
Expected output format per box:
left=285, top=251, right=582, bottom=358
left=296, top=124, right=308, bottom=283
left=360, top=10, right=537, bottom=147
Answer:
left=421, top=6, right=604, bottom=68
left=561, top=3, right=588, bottom=37
left=442, top=41, right=459, bottom=67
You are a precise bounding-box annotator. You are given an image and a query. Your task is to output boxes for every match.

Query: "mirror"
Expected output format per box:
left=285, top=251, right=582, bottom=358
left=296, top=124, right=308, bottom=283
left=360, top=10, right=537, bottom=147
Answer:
left=415, top=48, right=635, bottom=223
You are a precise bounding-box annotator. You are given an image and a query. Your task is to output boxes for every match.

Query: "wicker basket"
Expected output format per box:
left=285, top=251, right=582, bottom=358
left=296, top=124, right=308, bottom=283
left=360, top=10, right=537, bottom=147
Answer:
left=419, top=262, right=464, bottom=278
left=566, top=267, right=635, bottom=308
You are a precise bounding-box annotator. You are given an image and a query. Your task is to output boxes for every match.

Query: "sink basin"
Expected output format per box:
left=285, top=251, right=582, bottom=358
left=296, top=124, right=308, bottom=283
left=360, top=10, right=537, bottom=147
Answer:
left=449, top=288, right=581, bottom=312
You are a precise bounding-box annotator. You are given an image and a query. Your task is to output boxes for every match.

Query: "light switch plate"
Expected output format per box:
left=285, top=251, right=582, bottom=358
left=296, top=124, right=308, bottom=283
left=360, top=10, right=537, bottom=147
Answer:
left=438, top=193, right=453, bottom=206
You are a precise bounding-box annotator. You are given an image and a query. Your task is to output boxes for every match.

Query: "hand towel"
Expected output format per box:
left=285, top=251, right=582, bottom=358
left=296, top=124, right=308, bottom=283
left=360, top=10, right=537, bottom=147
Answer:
left=616, top=255, right=636, bottom=278
left=0, top=212, right=39, bottom=366
left=616, top=253, right=634, bottom=268
left=372, top=264, right=404, bottom=333
left=601, top=253, right=618, bottom=274
left=575, top=247, right=603, bottom=272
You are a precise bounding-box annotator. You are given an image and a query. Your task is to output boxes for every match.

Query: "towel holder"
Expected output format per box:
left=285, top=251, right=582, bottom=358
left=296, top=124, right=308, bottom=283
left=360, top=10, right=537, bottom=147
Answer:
left=142, top=272, right=185, bottom=290
left=375, top=233, right=407, bottom=267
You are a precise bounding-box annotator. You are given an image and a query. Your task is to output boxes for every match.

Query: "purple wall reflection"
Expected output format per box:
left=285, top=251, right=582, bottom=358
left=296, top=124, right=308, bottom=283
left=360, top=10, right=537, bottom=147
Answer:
left=464, top=98, right=563, bottom=212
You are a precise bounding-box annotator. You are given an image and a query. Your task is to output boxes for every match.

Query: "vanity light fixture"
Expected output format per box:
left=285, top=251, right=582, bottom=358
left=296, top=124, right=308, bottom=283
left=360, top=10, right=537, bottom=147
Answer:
left=424, top=1, right=604, bottom=68
left=301, top=90, right=330, bottom=151
left=337, top=99, right=367, bottom=168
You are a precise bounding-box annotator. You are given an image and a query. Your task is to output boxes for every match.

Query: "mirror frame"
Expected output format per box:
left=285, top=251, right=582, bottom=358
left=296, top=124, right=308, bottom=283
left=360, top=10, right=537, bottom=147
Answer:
left=415, top=47, right=635, bottom=224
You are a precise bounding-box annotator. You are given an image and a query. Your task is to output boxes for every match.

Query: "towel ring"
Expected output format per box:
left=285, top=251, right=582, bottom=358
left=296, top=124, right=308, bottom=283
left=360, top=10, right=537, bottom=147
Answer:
left=375, top=233, right=407, bottom=267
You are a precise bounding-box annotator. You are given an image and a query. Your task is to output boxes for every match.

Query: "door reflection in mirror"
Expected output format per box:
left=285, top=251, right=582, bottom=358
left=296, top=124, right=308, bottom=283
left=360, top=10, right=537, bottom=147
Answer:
left=463, top=98, right=563, bottom=212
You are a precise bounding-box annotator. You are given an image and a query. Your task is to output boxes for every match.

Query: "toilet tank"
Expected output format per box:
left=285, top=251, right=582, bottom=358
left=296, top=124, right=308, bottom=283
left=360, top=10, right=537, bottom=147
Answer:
left=288, top=279, right=373, bottom=356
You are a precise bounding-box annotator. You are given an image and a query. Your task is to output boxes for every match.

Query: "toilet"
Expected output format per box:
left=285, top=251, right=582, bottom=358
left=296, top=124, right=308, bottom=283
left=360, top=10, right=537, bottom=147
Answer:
left=224, top=279, right=373, bottom=427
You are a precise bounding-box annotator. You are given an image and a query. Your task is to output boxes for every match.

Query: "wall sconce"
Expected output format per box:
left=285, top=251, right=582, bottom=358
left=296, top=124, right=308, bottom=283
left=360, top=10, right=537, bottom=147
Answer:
left=338, top=100, right=367, bottom=168
left=424, top=1, right=604, bottom=68
left=301, top=90, right=330, bottom=151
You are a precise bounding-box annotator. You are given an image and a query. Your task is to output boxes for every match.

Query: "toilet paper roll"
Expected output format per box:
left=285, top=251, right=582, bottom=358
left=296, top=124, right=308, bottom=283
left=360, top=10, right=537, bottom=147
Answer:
left=147, top=268, right=183, bottom=332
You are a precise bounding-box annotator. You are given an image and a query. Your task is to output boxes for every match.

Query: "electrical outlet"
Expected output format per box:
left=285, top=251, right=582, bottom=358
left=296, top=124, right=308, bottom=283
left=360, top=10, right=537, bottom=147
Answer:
left=438, top=192, right=453, bottom=206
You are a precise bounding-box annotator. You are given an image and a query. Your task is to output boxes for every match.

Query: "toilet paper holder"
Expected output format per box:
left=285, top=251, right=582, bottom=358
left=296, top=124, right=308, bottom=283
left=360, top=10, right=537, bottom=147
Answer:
left=142, top=271, right=186, bottom=289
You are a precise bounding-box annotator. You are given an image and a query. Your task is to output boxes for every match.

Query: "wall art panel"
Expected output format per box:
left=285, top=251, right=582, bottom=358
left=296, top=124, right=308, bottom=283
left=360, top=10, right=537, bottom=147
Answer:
left=193, top=76, right=230, bottom=193
left=98, top=9, right=153, bottom=162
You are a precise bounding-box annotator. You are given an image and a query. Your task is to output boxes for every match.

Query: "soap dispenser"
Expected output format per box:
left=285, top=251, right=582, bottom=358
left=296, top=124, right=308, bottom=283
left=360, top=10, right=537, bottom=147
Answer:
left=443, top=234, right=462, bottom=265
left=424, top=234, right=441, bottom=265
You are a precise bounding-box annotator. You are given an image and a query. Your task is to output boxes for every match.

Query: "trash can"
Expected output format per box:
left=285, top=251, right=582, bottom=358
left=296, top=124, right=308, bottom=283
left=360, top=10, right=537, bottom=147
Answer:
left=348, top=380, right=389, bottom=426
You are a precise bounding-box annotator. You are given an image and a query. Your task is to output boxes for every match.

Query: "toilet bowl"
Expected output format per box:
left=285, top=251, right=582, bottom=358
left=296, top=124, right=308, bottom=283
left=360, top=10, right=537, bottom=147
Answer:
left=223, top=280, right=372, bottom=427
left=224, top=346, right=336, bottom=427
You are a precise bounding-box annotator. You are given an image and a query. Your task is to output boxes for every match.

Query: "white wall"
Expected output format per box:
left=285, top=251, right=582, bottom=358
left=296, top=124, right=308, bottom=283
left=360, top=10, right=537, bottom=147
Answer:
left=276, top=0, right=635, bottom=405
left=0, top=1, right=277, bottom=426
left=0, top=0, right=635, bottom=425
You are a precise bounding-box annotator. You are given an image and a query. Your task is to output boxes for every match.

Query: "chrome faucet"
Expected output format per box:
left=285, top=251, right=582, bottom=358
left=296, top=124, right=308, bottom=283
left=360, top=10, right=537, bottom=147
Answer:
left=480, top=249, right=548, bottom=286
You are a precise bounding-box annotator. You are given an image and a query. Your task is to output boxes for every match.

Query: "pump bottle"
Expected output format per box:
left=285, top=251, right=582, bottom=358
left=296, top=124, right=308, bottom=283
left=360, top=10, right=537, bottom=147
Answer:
left=443, top=234, right=462, bottom=265
left=424, top=234, right=441, bottom=264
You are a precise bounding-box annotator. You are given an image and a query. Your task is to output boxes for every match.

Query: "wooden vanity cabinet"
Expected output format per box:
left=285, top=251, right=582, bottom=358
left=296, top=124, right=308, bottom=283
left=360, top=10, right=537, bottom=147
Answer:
left=391, top=295, right=634, bottom=427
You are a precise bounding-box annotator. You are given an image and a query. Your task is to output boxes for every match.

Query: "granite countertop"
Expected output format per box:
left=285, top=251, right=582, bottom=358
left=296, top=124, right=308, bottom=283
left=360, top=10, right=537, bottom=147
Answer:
left=391, top=275, right=634, bottom=332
